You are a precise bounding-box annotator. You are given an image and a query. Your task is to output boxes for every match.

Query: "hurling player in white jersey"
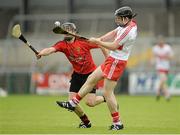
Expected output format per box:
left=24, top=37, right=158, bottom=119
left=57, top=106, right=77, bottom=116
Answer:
left=152, top=36, right=174, bottom=101
left=57, top=6, right=137, bottom=130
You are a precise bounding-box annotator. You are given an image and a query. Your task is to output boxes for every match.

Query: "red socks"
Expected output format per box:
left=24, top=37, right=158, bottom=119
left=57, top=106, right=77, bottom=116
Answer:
left=72, top=94, right=82, bottom=105
left=111, top=112, right=120, bottom=124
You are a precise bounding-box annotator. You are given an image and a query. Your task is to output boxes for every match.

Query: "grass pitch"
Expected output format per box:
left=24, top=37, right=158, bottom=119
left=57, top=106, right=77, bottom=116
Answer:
left=0, top=95, right=180, bottom=134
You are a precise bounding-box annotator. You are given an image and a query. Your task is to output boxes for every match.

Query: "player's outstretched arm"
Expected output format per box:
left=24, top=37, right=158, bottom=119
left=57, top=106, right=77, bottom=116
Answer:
left=37, top=47, right=56, bottom=58
left=100, top=29, right=117, bottom=41
left=86, top=39, right=109, bottom=58
left=89, top=38, right=119, bottom=51
left=99, top=46, right=109, bottom=58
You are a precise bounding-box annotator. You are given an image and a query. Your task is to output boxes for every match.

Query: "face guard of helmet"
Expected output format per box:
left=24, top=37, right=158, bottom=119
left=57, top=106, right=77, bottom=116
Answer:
left=61, top=22, right=77, bottom=41
left=114, top=6, right=137, bottom=27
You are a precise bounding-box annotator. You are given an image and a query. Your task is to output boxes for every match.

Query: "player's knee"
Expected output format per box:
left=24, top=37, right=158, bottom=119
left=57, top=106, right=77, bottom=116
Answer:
left=85, top=100, right=95, bottom=107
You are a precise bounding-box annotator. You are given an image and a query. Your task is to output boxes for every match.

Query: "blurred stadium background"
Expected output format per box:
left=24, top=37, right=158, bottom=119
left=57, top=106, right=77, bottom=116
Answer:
left=0, top=0, right=180, bottom=96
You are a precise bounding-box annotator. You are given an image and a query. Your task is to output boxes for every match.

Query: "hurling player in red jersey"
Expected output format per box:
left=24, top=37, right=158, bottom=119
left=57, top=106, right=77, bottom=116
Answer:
left=37, top=22, right=106, bottom=128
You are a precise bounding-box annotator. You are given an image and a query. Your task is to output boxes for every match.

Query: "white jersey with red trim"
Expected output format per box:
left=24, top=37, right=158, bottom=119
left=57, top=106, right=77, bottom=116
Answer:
left=152, top=44, right=173, bottom=71
left=109, top=20, right=137, bottom=61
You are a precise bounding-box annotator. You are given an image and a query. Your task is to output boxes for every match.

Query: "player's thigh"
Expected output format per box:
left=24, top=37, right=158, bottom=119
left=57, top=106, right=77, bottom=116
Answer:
left=86, top=66, right=103, bottom=84
left=69, top=72, right=83, bottom=93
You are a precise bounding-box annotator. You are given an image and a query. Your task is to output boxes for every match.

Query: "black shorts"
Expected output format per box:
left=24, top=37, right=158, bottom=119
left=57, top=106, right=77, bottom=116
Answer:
left=69, top=71, right=96, bottom=93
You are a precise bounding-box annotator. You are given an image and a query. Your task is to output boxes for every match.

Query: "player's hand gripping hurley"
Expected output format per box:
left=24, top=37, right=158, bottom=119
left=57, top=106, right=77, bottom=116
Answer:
left=11, top=24, right=39, bottom=55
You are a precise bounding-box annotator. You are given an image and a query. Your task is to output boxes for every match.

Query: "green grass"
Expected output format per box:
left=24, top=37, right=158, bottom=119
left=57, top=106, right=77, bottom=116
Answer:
left=0, top=95, right=180, bottom=134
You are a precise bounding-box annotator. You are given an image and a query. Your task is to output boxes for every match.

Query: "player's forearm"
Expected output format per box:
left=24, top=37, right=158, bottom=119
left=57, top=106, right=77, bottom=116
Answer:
left=39, top=48, right=55, bottom=56
left=100, top=46, right=109, bottom=58
left=166, top=56, right=173, bottom=61
left=157, top=55, right=173, bottom=60
left=96, top=41, right=118, bottom=51
left=100, top=30, right=116, bottom=41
